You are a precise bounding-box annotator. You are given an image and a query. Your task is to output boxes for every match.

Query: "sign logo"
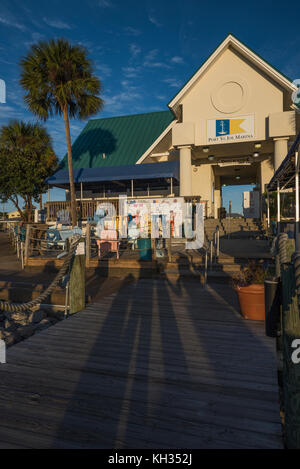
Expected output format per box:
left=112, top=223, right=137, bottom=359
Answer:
left=207, top=114, right=255, bottom=144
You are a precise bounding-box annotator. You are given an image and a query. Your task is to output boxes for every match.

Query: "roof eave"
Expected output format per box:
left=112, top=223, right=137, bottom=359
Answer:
left=168, top=34, right=297, bottom=111
left=136, top=120, right=177, bottom=165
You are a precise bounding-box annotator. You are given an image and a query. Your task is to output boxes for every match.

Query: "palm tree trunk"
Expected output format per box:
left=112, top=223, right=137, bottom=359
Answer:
left=62, top=106, right=77, bottom=227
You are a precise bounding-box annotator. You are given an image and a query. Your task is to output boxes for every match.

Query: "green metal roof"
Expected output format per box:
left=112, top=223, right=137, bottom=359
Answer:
left=59, top=110, right=175, bottom=170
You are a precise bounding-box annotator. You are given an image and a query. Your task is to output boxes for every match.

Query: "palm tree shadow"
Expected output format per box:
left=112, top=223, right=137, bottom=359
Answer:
left=59, top=128, right=117, bottom=170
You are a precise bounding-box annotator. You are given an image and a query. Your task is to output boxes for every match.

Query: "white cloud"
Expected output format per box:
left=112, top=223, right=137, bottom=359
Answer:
left=122, top=66, right=141, bottom=78
left=0, top=105, right=25, bottom=120
left=171, top=56, right=184, bottom=64
left=0, top=14, right=27, bottom=32
left=163, top=78, right=182, bottom=88
left=120, top=80, right=129, bottom=87
left=130, top=44, right=141, bottom=58
left=144, top=49, right=158, bottom=62
left=148, top=10, right=162, bottom=28
left=143, top=49, right=171, bottom=69
left=43, top=17, right=72, bottom=29
left=148, top=62, right=171, bottom=69
left=99, top=0, right=114, bottom=7
left=78, top=40, right=95, bottom=49
left=103, top=90, right=142, bottom=114
left=124, top=26, right=141, bottom=37
left=96, top=63, right=112, bottom=77
left=25, top=31, right=45, bottom=47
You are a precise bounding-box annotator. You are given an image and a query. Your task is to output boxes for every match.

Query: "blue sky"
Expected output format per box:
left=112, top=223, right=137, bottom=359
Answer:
left=0, top=0, right=299, bottom=213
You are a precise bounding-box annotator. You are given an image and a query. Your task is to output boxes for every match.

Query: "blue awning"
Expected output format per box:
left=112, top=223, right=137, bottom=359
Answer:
left=47, top=161, right=179, bottom=187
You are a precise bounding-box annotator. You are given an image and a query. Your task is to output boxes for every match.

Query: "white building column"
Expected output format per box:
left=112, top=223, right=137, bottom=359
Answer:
left=179, top=145, right=192, bottom=197
left=273, top=137, right=289, bottom=171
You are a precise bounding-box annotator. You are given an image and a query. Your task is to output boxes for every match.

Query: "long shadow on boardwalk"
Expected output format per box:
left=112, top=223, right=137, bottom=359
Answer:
left=52, top=270, right=191, bottom=448
left=50, top=263, right=282, bottom=449
left=0, top=231, right=283, bottom=449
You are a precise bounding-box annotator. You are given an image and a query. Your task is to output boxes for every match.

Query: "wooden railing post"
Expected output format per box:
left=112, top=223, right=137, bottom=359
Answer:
left=85, top=223, right=91, bottom=267
left=69, top=237, right=86, bottom=315
left=151, top=238, right=157, bottom=261
left=167, top=237, right=172, bottom=262
left=24, top=224, right=31, bottom=266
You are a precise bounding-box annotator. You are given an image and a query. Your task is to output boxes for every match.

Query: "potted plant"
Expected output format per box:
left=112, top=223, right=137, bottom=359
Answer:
left=233, top=261, right=272, bottom=321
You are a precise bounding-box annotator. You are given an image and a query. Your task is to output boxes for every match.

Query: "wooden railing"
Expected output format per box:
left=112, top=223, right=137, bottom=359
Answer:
left=45, top=197, right=209, bottom=222
left=45, top=199, right=119, bottom=222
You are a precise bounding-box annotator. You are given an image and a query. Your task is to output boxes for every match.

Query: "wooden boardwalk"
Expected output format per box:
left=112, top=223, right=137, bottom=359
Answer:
left=0, top=278, right=282, bottom=449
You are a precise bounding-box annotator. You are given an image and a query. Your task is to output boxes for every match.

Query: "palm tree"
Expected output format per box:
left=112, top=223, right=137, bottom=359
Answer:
left=20, top=38, right=104, bottom=226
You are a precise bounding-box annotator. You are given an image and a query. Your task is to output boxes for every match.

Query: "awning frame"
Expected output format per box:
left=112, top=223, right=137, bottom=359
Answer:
left=46, top=161, right=179, bottom=188
left=266, top=132, right=300, bottom=246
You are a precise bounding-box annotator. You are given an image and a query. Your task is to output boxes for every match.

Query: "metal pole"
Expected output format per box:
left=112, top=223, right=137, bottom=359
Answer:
left=48, top=185, right=50, bottom=202
left=21, top=242, right=24, bottom=270
left=277, top=181, right=281, bottom=234
left=204, top=250, right=208, bottom=289
left=295, top=151, right=300, bottom=250
left=64, top=282, right=69, bottom=317
left=214, top=232, right=216, bottom=263
left=267, top=190, right=270, bottom=229
left=228, top=200, right=231, bottom=239
left=170, top=177, right=173, bottom=195
left=217, top=227, right=220, bottom=257
left=80, top=182, right=83, bottom=201
left=131, top=180, right=134, bottom=198
left=210, top=240, right=213, bottom=269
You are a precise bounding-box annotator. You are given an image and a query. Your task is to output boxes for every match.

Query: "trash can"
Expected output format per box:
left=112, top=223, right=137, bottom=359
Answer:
left=137, top=238, right=152, bottom=261
left=264, top=277, right=281, bottom=337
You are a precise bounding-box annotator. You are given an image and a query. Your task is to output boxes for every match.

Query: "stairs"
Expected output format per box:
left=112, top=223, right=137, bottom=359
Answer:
left=204, top=217, right=265, bottom=242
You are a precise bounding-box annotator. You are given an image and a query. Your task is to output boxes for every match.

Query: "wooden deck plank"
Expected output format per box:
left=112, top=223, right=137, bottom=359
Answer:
left=0, top=279, right=283, bottom=448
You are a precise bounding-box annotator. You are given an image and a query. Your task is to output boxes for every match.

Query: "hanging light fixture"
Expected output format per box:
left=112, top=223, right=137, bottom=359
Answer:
left=208, top=155, right=214, bottom=161
left=203, top=146, right=209, bottom=153
left=253, top=152, right=259, bottom=158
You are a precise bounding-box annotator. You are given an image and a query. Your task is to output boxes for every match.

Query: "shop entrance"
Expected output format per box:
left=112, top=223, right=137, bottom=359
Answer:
left=213, top=160, right=259, bottom=219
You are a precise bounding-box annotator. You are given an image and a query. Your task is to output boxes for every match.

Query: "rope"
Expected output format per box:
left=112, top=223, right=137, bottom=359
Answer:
left=0, top=235, right=81, bottom=313
left=278, top=232, right=288, bottom=265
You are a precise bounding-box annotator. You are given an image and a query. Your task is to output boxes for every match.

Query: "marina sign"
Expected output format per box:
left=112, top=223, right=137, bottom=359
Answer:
left=207, top=114, right=255, bottom=144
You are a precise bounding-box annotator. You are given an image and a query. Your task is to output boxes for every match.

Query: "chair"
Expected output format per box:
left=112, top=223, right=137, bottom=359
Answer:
left=56, top=209, right=71, bottom=226
left=45, top=229, right=65, bottom=249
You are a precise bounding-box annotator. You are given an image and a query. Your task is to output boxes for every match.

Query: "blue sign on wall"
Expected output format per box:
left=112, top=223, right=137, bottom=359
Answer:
left=216, top=119, right=229, bottom=136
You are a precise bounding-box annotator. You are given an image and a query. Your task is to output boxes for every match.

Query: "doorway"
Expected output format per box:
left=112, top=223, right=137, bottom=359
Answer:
left=221, top=183, right=256, bottom=217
